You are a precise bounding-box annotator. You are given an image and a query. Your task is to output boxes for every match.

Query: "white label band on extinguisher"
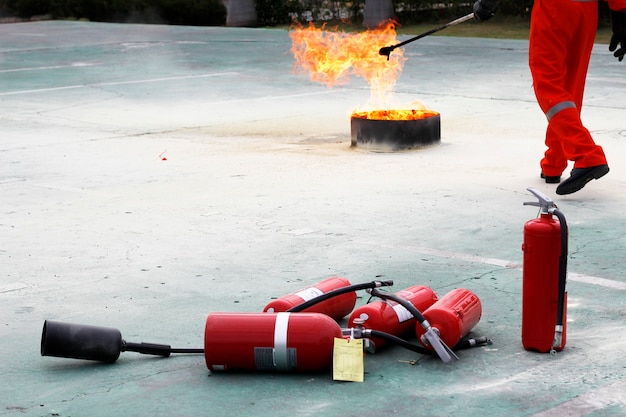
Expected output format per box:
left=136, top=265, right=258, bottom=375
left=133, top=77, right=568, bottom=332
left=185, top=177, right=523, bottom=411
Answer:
left=294, top=287, right=324, bottom=302
left=392, top=303, right=413, bottom=323
left=273, top=312, right=290, bottom=371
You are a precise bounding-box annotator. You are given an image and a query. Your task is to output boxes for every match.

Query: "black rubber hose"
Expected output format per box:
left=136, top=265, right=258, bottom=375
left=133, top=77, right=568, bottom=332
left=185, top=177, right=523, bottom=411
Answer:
left=551, top=208, right=568, bottom=330
left=368, top=330, right=433, bottom=355
left=286, top=280, right=394, bottom=313
left=368, top=288, right=427, bottom=324
left=122, top=342, right=204, bottom=356
left=171, top=348, right=204, bottom=354
left=366, top=331, right=490, bottom=355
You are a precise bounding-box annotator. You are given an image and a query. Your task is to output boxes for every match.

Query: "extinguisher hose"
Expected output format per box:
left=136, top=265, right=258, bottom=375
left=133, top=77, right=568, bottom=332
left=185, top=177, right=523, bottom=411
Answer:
left=367, top=330, right=432, bottom=355
left=122, top=341, right=204, bottom=356
left=550, top=208, right=568, bottom=344
left=368, top=288, right=427, bottom=323
left=364, top=331, right=491, bottom=356
left=286, top=280, right=394, bottom=313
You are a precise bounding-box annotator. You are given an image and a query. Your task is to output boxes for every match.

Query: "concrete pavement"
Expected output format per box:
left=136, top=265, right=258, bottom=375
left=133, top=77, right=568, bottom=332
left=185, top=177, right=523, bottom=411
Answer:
left=1, top=20, right=625, bottom=416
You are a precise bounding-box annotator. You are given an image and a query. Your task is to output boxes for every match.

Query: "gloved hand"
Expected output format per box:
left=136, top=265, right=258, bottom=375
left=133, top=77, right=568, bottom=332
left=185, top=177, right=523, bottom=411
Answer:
left=473, top=0, right=497, bottom=21
left=609, top=10, right=626, bottom=62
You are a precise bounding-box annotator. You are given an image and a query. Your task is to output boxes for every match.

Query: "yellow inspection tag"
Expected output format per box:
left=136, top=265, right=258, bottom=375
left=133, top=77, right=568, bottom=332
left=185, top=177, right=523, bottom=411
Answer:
left=332, top=337, right=364, bottom=382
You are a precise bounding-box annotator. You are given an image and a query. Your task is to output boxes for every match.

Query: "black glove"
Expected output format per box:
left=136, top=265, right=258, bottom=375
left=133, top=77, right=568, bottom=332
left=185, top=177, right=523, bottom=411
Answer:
left=609, top=10, right=626, bottom=62
left=473, top=0, right=497, bottom=21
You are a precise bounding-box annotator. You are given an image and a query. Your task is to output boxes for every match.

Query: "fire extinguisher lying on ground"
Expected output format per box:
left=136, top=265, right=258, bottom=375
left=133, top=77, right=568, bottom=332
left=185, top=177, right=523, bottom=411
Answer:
left=347, top=285, right=438, bottom=351
left=413, top=288, right=483, bottom=352
left=40, top=278, right=491, bottom=372
left=263, top=276, right=405, bottom=321
left=263, top=276, right=359, bottom=321
left=522, top=187, right=568, bottom=354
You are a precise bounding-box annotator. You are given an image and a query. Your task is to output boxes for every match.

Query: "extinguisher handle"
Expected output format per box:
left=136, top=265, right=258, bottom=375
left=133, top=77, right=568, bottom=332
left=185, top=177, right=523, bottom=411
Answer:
left=524, top=187, right=557, bottom=212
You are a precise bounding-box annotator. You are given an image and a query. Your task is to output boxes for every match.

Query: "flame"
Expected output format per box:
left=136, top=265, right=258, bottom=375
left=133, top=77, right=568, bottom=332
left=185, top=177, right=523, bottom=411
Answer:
left=351, top=108, right=439, bottom=121
left=290, top=21, right=406, bottom=109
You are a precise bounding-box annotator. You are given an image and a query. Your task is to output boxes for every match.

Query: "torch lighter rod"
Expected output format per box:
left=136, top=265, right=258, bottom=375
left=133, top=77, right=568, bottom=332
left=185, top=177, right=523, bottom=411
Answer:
left=379, top=12, right=475, bottom=59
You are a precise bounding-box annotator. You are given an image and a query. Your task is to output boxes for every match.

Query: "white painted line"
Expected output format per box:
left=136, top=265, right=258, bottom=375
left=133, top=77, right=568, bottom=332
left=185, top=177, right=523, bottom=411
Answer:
left=568, top=272, right=626, bottom=291
left=359, top=240, right=626, bottom=291
left=531, top=380, right=626, bottom=417
left=0, top=63, right=96, bottom=73
left=0, top=72, right=239, bottom=96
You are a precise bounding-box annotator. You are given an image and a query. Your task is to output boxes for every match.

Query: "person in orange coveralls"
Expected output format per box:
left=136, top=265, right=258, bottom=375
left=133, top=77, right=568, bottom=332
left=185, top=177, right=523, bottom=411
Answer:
left=474, top=0, right=626, bottom=194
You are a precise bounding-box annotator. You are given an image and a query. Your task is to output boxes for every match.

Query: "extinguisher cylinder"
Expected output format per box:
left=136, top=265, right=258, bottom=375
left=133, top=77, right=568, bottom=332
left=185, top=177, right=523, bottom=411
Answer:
left=522, top=213, right=567, bottom=352
left=348, top=285, right=437, bottom=350
left=204, top=312, right=343, bottom=372
left=416, top=288, right=482, bottom=350
left=263, top=276, right=357, bottom=321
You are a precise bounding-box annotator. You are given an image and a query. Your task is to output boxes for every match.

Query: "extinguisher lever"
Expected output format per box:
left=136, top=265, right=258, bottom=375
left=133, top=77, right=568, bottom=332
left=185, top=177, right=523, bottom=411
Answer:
left=524, top=187, right=557, bottom=213
left=421, top=326, right=459, bottom=363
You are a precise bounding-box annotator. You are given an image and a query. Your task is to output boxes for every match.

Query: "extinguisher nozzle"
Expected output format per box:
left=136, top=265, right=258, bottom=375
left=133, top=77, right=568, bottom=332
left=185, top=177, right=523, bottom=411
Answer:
left=41, top=320, right=205, bottom=364
left=41, top=320, right=123, bottom=363
left=454, top=336, right=492, bottom=350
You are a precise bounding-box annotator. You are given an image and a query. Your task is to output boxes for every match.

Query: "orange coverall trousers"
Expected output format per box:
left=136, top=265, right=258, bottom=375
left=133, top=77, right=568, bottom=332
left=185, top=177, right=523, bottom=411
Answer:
left=529, top=0, right=608, bottom=177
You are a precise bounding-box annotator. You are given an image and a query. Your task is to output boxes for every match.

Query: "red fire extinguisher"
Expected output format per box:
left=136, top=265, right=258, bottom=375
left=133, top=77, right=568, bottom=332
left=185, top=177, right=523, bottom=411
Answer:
left=347, top=285, right=438, bottom=350
left=204, top=312, right=342, bottom=372
left=522, top=187, right=568, bottom=353
left=262, top=276, right=357, bottom=321
left=415, top=288, right=482, bottom=350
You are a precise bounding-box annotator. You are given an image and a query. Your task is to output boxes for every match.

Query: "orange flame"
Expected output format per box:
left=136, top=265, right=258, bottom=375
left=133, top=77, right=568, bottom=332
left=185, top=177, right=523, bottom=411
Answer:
left=290, top=21, right=407, bottom=109
left=351, top=108, right=439, bottom=121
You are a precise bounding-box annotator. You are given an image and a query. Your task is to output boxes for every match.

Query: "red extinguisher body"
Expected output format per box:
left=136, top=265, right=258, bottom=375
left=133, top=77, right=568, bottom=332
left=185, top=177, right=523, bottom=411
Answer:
left=204, top=312, right=342, bottom=372
left=263, top=277, right=357, bottom=321
left=416, top=288, right=482, bottom=350
left=522, top=213, right=567, bottom=352
left=348, top=285, right=437, bottom=349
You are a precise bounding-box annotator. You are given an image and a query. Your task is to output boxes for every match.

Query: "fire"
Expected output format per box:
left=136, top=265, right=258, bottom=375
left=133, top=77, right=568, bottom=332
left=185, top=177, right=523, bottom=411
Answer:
left=351, top=108, right=439, bottom=121
left=289, top=21, right=407, bottom=110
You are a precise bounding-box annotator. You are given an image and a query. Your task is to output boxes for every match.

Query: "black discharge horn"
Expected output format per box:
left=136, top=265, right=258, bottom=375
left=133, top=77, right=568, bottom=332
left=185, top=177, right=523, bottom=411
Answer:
left=40, top=320, right=203, bottom=363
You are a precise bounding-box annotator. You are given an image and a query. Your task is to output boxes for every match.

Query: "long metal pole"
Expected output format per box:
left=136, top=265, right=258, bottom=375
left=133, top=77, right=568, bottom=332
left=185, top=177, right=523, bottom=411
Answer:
left=379, top=12, right=475, bottom=59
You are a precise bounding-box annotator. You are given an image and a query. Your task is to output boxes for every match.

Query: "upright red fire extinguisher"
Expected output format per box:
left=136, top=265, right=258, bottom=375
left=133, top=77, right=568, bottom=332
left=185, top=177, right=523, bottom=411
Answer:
left=522, top=187, right=568, bottom=353
left=347, top=285, right=438, bottom=350
left=263, top=277, right=357, bottom=321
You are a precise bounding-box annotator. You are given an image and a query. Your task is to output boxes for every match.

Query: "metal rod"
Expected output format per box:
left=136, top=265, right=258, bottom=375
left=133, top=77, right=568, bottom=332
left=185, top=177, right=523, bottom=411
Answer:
left=379, top=13, right=475, bottom=59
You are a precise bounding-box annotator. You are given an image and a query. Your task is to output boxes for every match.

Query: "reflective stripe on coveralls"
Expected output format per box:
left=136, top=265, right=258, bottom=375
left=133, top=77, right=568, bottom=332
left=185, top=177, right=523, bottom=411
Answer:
left=545, top=101, right=576, bottom=121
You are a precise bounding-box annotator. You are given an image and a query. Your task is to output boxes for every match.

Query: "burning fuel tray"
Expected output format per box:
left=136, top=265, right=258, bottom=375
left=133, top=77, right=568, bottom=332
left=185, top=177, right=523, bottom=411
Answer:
left=350, top=110, right=441, bottom=151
